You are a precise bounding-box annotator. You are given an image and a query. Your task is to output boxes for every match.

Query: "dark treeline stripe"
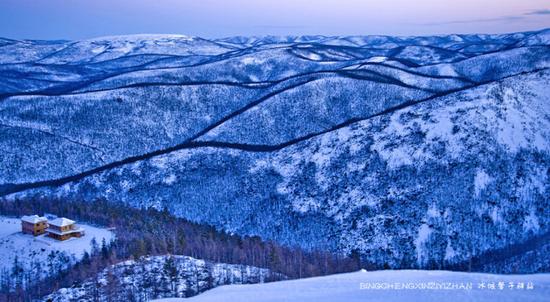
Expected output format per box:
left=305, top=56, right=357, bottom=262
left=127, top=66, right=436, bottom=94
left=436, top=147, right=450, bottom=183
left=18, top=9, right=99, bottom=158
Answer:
left=448, top=231, right=550, bottom=272
left=0, top=58, right=437, bottom=101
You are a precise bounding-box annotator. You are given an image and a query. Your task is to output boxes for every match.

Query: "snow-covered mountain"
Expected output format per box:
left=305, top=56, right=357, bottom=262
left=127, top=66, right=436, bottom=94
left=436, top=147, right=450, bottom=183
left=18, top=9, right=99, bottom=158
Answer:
left=0, top=29, right=549, bottom=271
left=44, top=255, right=284, bottom=302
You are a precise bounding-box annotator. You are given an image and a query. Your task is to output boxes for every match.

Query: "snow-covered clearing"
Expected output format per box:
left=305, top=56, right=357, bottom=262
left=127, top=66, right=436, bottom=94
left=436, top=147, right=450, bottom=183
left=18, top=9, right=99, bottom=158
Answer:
left=0, top=216, right=114, bottom=277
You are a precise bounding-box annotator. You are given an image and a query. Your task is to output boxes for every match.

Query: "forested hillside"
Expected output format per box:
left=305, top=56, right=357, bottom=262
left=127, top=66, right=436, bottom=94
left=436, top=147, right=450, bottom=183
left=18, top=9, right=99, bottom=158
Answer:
left=0, top=198, right=357, bottom=301
left=0, top=29, right=548, bottom=273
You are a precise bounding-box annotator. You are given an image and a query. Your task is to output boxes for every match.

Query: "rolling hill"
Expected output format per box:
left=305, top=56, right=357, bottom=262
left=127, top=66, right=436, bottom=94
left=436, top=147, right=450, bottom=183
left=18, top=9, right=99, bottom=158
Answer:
left=0, top=29, right=549, bottom=272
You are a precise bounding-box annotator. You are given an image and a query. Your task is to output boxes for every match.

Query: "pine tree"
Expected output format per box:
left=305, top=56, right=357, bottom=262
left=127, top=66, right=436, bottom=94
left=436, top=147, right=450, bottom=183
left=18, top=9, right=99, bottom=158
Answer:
left=11, top=255, right=24, bottom=289
left=163, top=256, right=178, bottom=295
left=82, top=251, right=91, bottom=265
left=47, top=251, right=57, bottom=278
left=101, top=238, right=110, bottom=260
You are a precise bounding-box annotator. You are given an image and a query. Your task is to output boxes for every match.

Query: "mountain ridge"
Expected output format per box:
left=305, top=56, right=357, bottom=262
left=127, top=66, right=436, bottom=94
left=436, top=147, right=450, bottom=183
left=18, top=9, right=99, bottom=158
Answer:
left=0, top=66, right=547, bottom=197
left=1, top=29, right=548, bottom=271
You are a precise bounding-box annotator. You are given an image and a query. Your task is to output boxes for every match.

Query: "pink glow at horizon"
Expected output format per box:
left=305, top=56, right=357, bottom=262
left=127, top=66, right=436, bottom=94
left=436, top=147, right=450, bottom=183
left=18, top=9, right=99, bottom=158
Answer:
left=0, top=0, right=549, bottom=39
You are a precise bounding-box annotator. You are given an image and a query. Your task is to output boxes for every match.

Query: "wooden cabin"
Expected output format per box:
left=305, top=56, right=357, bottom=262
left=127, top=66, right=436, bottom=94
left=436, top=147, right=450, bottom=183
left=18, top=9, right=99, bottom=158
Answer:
left=21, top=215, right=49, bottom=236
left=46, top=217, right=85, bottom=241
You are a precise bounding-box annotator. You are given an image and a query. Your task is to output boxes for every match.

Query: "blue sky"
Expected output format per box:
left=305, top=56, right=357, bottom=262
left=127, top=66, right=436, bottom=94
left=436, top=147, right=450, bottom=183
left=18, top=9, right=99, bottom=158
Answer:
left=0, top=0, right=549, bottom=40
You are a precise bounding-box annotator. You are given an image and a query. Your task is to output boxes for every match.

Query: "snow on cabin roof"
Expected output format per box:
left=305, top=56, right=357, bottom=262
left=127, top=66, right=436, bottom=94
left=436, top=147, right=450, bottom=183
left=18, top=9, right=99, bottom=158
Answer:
left=21, top=215, right=47, bottom=224
left=47, top=227, right=84, bottom=236
left=49, top=217, right=75, bottom=227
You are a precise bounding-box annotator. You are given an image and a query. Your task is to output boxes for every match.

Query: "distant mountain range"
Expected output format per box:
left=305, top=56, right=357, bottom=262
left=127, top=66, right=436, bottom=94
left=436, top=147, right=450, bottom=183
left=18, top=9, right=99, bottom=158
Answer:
left=0, top=29, right=548, bottom=272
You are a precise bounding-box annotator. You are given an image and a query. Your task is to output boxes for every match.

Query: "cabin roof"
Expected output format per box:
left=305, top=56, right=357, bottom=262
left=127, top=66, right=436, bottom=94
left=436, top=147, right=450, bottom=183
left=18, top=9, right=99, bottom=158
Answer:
left=21, top=215, right=47, bottom=224
left=47, top=227, right=84, bottom=235
left=49, top=217, right=75, bottom=227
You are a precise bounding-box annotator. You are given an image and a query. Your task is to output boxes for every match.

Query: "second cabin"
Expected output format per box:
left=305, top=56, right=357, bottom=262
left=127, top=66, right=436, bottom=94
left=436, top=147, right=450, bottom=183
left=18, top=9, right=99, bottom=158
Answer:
left=46, top=217, right=85, bottom=241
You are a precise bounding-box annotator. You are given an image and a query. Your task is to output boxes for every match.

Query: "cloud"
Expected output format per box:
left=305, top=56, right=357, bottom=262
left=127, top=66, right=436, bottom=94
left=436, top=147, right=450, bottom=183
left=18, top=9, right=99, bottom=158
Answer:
left=418, top=15, right=524, bottom=26
left=525, top=9, right=550, bottom=15
left=416, top=8, right=550, bottom=27
left=254, top=25, right=308, bottom=29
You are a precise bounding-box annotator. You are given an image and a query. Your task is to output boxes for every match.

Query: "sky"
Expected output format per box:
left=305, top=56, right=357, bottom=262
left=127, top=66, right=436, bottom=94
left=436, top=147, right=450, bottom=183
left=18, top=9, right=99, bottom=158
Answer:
left=0, top=0, right=549, bottom=40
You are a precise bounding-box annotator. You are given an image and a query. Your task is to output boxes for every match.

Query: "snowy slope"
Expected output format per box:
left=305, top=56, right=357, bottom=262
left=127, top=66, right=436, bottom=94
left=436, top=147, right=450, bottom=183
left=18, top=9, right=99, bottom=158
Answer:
left=0, top=216, right=114, bottom=284
left=155, top=270, right=550, bottom=302
left=45, top=255, right=284, bottom=302
left=1, top=30, right=549, bottom=185
left=0, top=29, right=549, bottom=272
